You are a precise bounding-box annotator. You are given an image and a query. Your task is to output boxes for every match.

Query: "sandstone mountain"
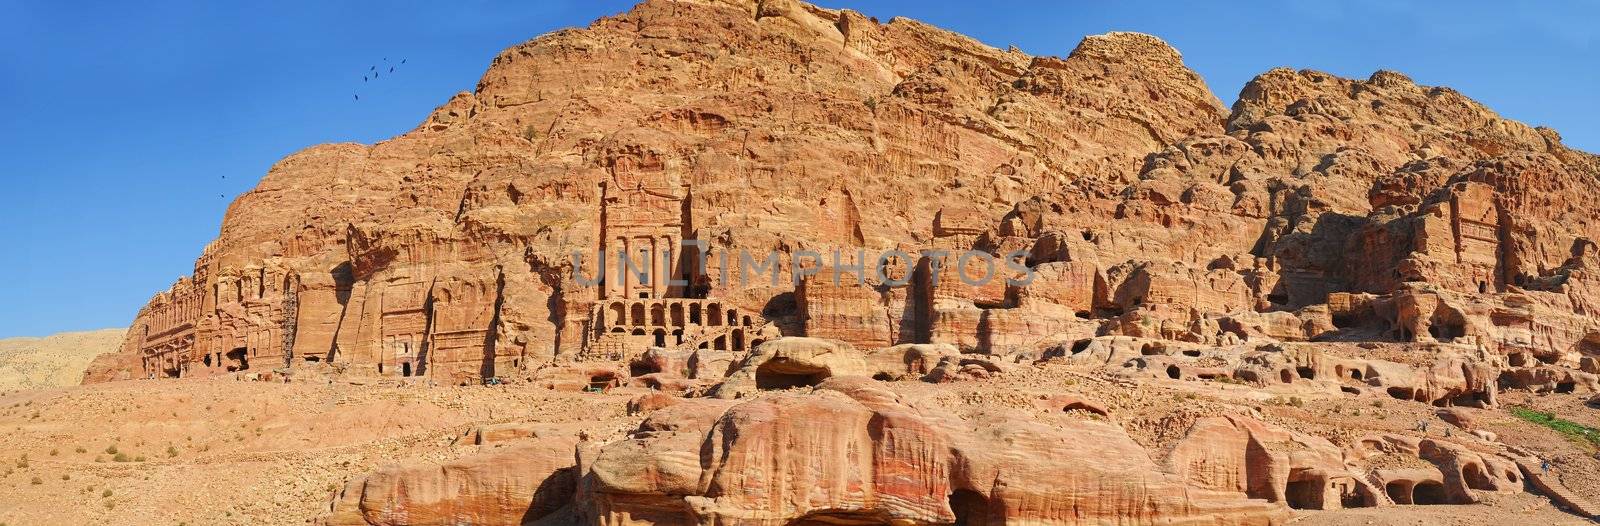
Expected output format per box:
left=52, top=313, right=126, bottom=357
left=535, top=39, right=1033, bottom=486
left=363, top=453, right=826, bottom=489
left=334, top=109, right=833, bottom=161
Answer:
left=0, top=328, right=123, bottom=390
left=64, top=0, right=1600, bottom=524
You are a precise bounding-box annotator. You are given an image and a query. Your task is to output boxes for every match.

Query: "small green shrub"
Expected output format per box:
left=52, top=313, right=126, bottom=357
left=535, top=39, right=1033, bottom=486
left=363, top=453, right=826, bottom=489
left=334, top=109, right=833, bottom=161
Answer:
left=1510, top=407, right=1600, bottom=449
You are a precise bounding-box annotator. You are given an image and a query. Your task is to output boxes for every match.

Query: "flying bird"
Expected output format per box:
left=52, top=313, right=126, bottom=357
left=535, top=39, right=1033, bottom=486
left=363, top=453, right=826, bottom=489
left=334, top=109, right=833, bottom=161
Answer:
left=354, top=94, right=359, bottom=101
left=401, top=59, right=407, bottom=64
left=363, top=76, right=368, bottom=82
left=389, top=67, right=394, bottom=73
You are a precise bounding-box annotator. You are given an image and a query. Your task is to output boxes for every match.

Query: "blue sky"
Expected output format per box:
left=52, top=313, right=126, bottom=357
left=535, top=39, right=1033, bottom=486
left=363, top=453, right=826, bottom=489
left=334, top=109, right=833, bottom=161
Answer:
left=0, top=1, right=1594, bottom=338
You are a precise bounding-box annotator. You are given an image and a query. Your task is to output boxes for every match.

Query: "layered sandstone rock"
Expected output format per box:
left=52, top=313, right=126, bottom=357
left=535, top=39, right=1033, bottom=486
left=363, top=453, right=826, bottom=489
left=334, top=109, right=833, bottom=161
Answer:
left=558, top=381, right=1290, bottom=525
left=92, top=0, right=1600, bottom=399
left=324, top=435, right=581, bottom=526
left=84, top=0, right=1600, bottom=523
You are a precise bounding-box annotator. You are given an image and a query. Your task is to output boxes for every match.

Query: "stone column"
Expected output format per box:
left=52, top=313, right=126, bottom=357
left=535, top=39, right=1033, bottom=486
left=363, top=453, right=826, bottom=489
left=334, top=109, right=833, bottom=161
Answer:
left=661, top=235, right=675, bottom=296
left=622, top=237, right=633, bottom=299
left=650, top=237, right=662, bottom=298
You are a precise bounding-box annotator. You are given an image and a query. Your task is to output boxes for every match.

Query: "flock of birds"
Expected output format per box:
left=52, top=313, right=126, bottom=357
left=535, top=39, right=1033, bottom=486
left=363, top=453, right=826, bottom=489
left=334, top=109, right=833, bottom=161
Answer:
left=218, top=57, right=410, bottom=199
left=355, top=57, right=407, bottom=101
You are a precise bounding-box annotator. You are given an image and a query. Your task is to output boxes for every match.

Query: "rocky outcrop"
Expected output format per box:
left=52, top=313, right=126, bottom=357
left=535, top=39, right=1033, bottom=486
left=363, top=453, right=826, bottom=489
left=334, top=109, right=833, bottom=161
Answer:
left=707, top=337, right=872, bottom=398
left=86, top=0, right=1600, bottom=522
left=324, top=435, right=580, bottom=526
left=391, top=382, right=1291, bottom=526
left=92, top=0, right=1600, bottom=405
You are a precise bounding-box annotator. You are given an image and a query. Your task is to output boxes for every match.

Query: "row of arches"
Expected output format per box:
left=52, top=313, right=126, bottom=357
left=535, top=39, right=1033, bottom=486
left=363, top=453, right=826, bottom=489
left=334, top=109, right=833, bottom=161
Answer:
left=609, top=326, right=752, bottom=352
left=600, top=300, right=754, bottom=330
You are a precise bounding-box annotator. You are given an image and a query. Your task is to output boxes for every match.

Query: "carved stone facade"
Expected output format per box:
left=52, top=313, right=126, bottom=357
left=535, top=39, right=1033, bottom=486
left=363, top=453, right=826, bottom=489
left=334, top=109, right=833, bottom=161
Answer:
left=584, top=298, right=772, bottom=361
left=575, top=172, right=773, bottom=361
left=128, top=244, right=297, bottom=379
left=597, top=161, right=691, bottom=301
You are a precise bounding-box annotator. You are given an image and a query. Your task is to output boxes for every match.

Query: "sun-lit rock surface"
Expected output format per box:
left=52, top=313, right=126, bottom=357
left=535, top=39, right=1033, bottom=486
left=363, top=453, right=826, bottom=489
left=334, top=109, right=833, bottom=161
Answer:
left=61, top=0, right=1600, bottom=524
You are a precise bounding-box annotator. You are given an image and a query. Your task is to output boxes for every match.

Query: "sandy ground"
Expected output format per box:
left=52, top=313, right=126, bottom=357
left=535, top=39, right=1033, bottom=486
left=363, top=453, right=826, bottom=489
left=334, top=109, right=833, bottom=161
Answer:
left=0, top=364, right=1596, bottom=525
left=0, top=376, right=641, bottom=525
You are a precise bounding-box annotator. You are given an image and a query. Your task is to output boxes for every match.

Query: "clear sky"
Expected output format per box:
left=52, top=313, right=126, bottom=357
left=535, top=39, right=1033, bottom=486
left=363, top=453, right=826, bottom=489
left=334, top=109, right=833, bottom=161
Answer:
left=0, top=1, right=1595, bottom=338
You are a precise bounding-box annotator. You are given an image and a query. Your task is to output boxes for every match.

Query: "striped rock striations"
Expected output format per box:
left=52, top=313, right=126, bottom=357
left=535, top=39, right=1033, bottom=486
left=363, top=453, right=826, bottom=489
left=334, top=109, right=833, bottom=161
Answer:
left=81, top=0, right=1600, bottom=524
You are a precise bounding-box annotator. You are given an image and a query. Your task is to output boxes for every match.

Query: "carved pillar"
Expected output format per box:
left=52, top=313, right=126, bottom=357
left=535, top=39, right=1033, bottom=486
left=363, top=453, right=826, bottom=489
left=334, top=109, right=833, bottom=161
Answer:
left=660, top=235, right=675, bottom=297
left=650, top=237, right=663, bottom=298
left=622, top=237, right=633, bottom=299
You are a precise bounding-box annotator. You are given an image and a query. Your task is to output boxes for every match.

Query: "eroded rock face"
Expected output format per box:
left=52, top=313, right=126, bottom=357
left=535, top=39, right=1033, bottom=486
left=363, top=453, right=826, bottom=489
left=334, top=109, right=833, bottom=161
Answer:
left=324, top=435, right=580, bottom=526
left=92, top=0, right=1600, bottom=401
left=90, top=0, right=1600, bottom=523
left=580, top=383, right=1289, bottom=525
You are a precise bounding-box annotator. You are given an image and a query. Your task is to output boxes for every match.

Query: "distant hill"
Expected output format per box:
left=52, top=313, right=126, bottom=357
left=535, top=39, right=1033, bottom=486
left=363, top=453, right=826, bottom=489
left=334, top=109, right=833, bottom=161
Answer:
left=0, top=328, right=124, bottom=390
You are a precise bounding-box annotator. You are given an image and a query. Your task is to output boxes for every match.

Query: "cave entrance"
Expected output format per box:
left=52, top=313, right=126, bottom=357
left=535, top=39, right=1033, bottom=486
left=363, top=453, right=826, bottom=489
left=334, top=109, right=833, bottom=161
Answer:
left=1384, top=482, right=1411, bottom=505
left=589, top=373, right=619, bottom=392
left=202, top=354, right=212, bottom=367
left=1285, top=479, right=1322, bottom=510
left=1336, top=480, right=1373, bottom=509
left=785, top=510, right=891, bottom=526
left=755, top=360, right=829, bottom=390
left=1070, top=340, right=1091, bottom=355
left=1411, top=481, right=1446, bottom=505
left=1556, top=381, right=1576, bottom=394
left=1296, top=366, right=1317, bottom=380
left=949, top=489, right=992, bottom=526
left=401, top=362, right=413, bottom=377
left=225, top=347, right=249, bottom=372
left=1166, top=365, right=1181, bottom=379
left=1427, top=320, right=1465, bottom=341
left=629, top=360, right=659, bottom=378
left=1463, top=463, right=1495, bottom=491
left=1450, top=391, right=1491, bottom=408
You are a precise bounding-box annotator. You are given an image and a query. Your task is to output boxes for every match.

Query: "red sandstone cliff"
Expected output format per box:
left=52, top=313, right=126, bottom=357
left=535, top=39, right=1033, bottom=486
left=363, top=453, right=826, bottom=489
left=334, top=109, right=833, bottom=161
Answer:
left=88, top=0, right=1600, bottom=399
left=84, top=0, right=1600, bottom=388
left=75, top=1, right=1600, bottom=524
